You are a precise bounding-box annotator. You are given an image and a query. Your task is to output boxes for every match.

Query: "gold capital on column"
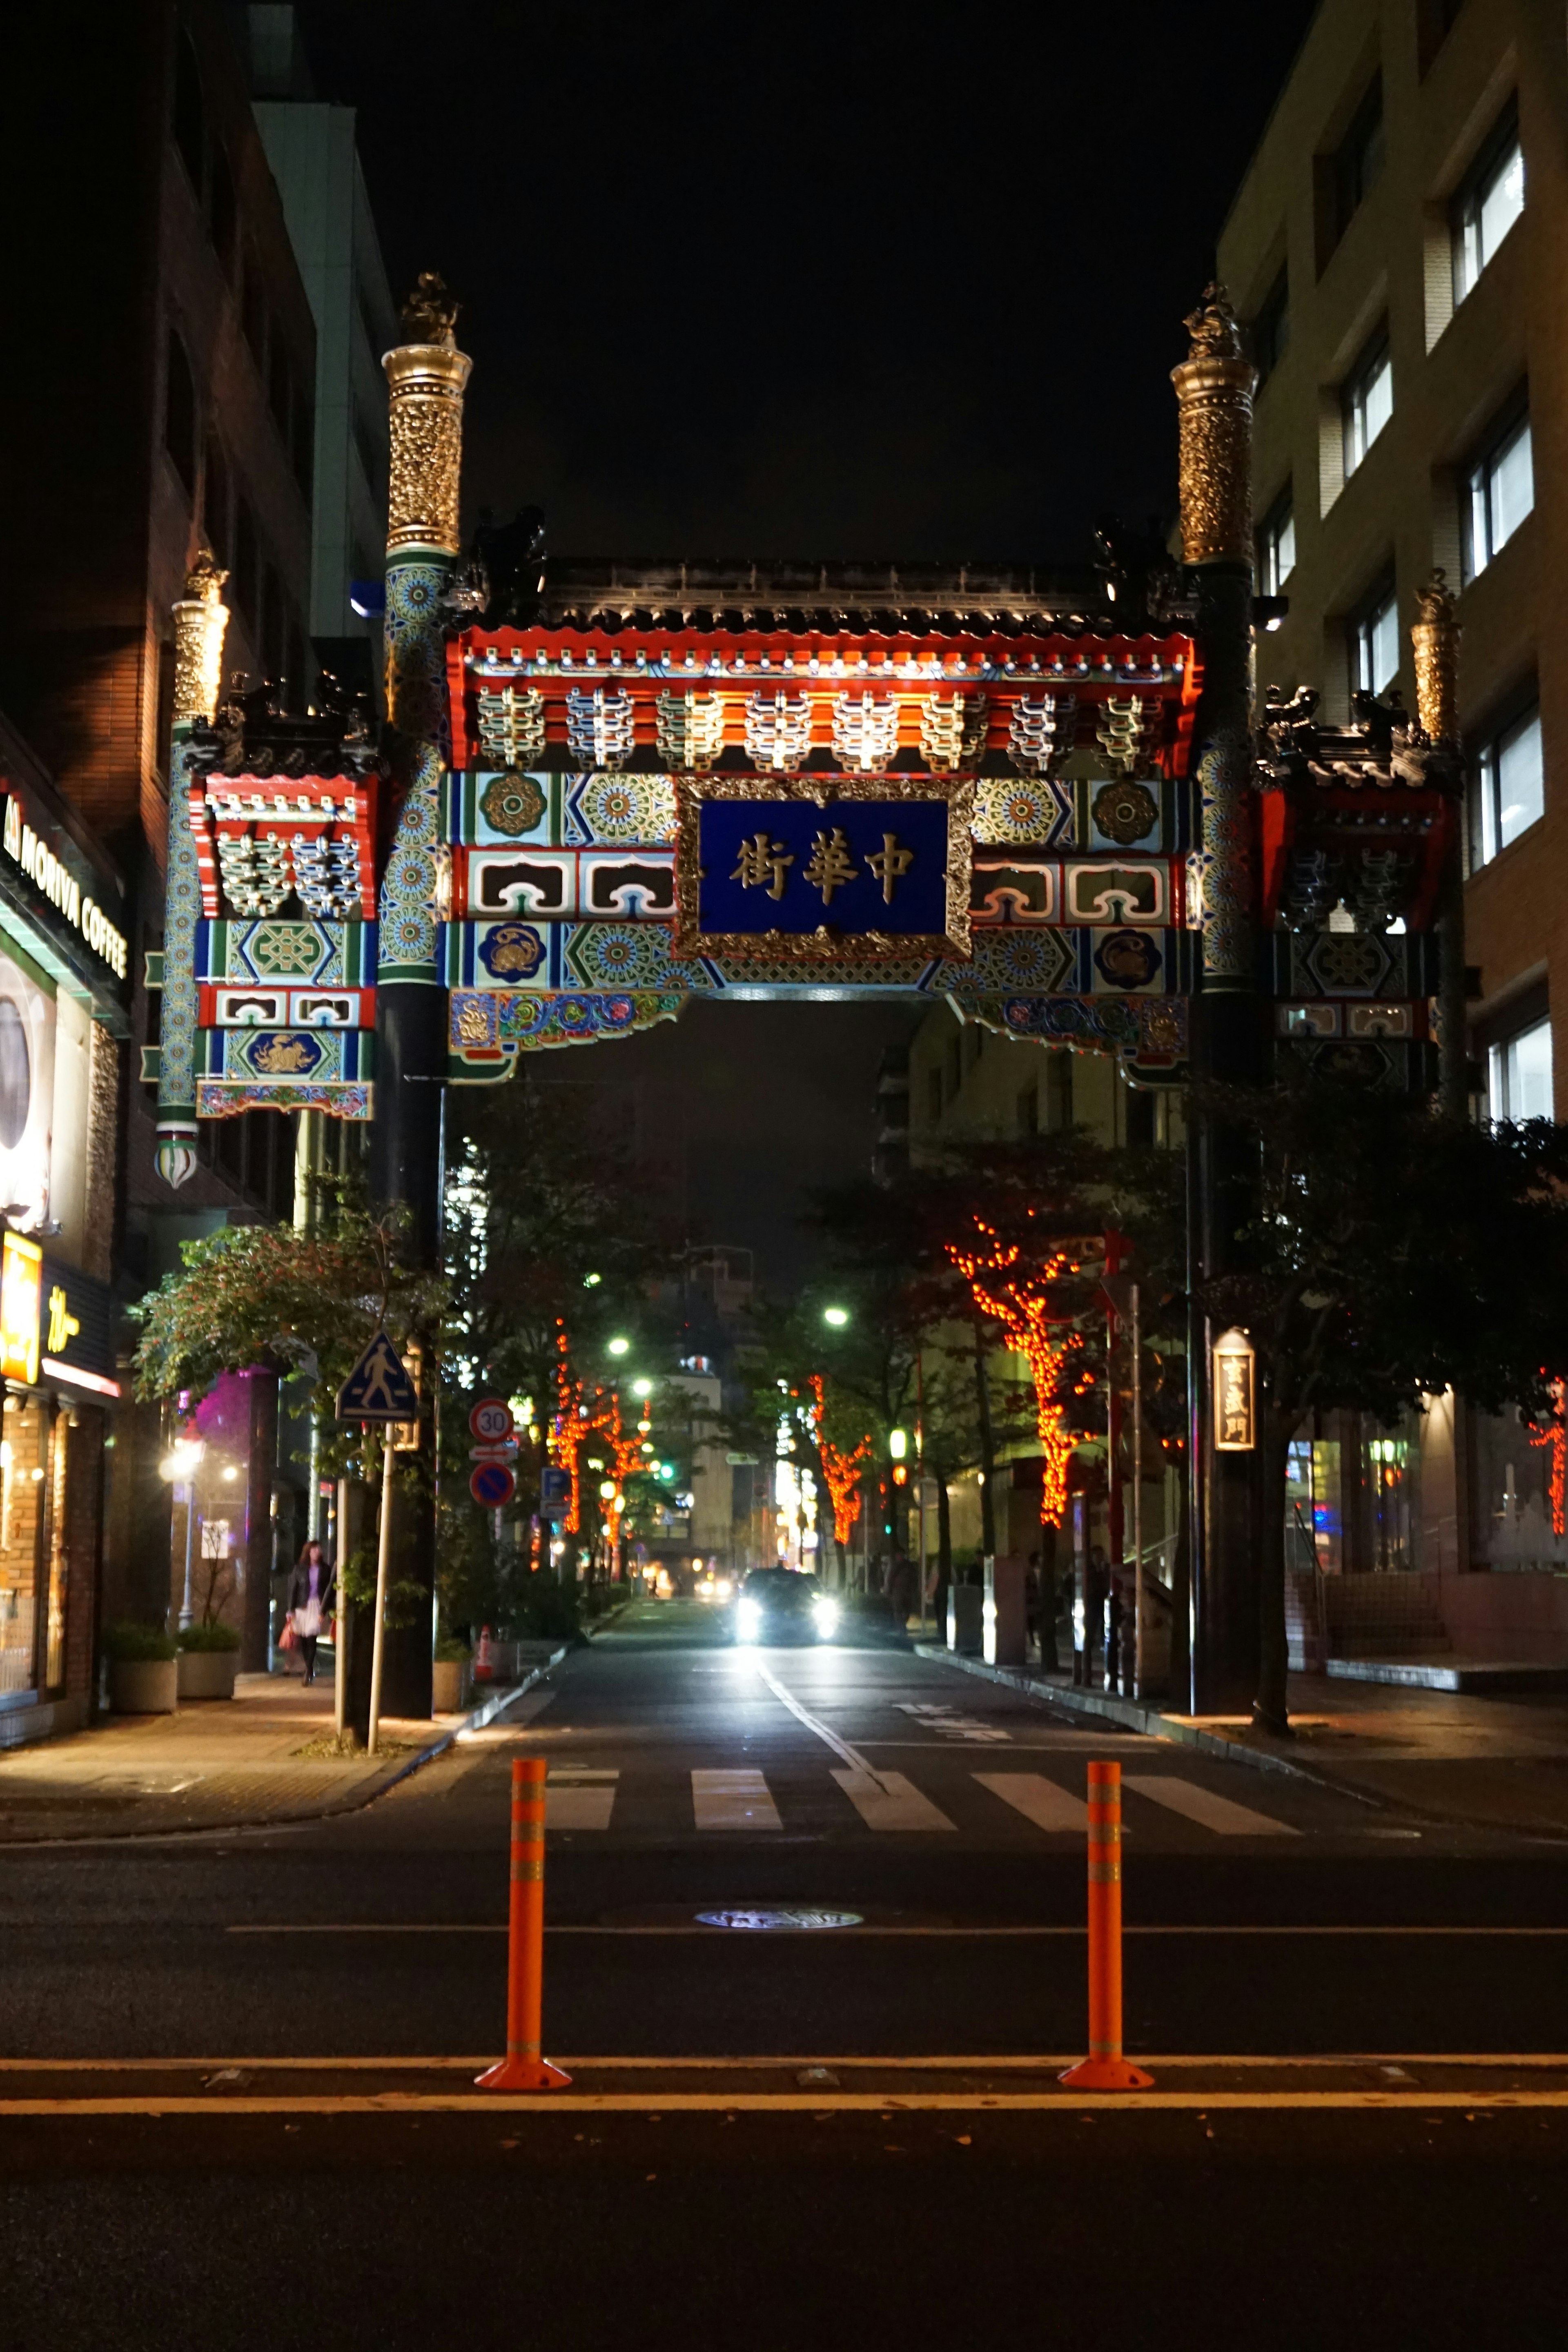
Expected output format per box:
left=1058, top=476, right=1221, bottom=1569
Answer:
left=1410, top=568, right=1461, bottom=743
left=385, top=272, right=472, bottom=559
left=171, top=548, right=230, bottom=726
left=1171, top=284, right=1257, bottom=566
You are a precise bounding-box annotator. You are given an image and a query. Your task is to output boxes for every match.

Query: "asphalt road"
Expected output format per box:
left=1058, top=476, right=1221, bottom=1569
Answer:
left=5, top=1598, right=1567, bottom=2348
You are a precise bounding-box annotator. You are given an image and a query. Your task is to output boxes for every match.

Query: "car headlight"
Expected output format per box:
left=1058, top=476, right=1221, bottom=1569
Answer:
left=812, top=1598, right=839, bottom=1638
left=736, top=1598, right=762, bottom=1642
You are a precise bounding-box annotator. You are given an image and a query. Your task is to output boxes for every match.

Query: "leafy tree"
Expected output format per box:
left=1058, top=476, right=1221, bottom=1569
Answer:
left=1202, top=1081, right=1568, bottom=1732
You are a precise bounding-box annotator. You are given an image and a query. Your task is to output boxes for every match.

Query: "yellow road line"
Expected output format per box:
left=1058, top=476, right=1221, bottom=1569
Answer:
left=1, top=2090, right=1566, bottom=2116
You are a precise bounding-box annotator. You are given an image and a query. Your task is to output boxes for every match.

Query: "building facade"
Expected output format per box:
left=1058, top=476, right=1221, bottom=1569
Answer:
left=0, top=4, right=392, bottom=1719
left=0, top=713, right=132, bottom=1744
left=248, top=3, right=399, bottom=692
left=1218, top=0, right=1568, bottom=1657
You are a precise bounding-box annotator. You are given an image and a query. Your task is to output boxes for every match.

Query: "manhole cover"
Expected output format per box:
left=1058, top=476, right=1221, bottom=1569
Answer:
left=694, top=1907, right=863, bottom=1931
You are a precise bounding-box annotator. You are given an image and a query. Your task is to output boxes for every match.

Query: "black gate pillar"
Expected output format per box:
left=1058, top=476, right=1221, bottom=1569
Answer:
left=365, top=275, right=472, bottom=1725
left=1172, top=286, right=1265, bottom=1716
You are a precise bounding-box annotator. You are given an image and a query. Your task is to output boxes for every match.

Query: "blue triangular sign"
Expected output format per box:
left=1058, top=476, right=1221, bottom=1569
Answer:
left=336, top=1329, right=419, bottom=1422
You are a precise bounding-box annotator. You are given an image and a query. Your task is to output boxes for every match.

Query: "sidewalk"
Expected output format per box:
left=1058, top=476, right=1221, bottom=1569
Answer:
left=0, top=1648, right=566, bottom=1845
left=918, top=1644, right=1568, bottom=1837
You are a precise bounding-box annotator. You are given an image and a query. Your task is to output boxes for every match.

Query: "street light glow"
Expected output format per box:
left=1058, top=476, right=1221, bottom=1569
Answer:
left=607, top=1336, right=630, bottom=1356
left=823, top=1305, right=849, bottom=1327
left=889, top=1427, right=908, bottom=1461
left=632, top=1377, right=653, bottom=1397
left=158, top=1439, right=204, bottom=1483
left=583, top=1272, right=602, bottom=1288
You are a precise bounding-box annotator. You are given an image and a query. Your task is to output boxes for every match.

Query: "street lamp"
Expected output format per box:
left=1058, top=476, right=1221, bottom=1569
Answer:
left=607, top=1335, right=630, bottom=1357
left=631, top=1377, right=653, bottom=1398
left=158, top=1437, right=205, bottom=1629
left=823, top=1305, right=849, bottom=1327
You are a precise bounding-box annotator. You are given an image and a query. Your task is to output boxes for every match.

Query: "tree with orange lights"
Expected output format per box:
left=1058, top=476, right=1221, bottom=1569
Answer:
left=945, top=1215, right=1091, bottom=1529
left=808, top=1374, right=873, bottom=1546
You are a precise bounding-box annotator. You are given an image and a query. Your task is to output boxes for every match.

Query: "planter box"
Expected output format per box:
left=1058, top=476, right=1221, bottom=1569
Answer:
left=432, top=1658, right=472, bottom=1714
left=109, top=1657, right=178, bottom=1715
left=177, top=1648, right=239, bottom=1701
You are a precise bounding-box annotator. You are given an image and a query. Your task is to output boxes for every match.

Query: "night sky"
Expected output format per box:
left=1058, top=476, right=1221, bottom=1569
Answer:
left=299, top=0, right=1318, bottom=1291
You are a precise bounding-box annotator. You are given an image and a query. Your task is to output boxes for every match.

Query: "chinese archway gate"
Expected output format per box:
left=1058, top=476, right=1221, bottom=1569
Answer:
left=151, top=275, right=1461, bottom=1720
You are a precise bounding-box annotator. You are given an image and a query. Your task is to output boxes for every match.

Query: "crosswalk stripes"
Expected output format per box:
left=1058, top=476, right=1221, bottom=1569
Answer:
left=830, top=1769, right=957, bottom=1832
left=545, top=1771, right=619, bottom=1831
left=973, top=1772, right=1089, bottom=1835
left=691, top=1768, right=783, bottom=1831
left=1121, top=1773, right=1299, bottom=1838
left=532, top=1764, right=1302, bottom=1839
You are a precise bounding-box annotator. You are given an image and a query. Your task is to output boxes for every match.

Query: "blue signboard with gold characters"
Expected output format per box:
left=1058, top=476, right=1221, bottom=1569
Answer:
left=673, top=777, right=973, bottom=962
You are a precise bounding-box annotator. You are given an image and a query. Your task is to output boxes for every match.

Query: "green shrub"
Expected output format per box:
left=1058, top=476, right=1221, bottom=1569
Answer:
left=177, top=1621, right=241, bottom=1653
left=103, top=1622, right=178, bottom=1663
left=434, top=1632, right=472, bottom=1664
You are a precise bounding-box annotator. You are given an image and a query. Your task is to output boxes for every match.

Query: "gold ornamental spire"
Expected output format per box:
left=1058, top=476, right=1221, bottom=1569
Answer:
left=384, top=272, right=472, bottom=560
left=1410, top=568, right=1461, bottom=742
left=1171, top=283, right=1257, bottom=566
left=171, top=548, right=230, bottom=728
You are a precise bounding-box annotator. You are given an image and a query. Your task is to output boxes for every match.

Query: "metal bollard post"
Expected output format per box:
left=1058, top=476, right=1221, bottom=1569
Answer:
left=1059, top=1761, right=1154, bottom=2091
left=476, top=1757, right=571, bottom=2091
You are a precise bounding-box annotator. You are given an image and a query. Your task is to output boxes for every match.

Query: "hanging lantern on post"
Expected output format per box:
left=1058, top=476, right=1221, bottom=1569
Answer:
left=1212, top=1328, right=1256, bottom=1452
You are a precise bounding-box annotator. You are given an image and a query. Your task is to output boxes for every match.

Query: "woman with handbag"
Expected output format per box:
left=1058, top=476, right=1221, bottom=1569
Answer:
left=285, top=1539, right=336, bottom=1686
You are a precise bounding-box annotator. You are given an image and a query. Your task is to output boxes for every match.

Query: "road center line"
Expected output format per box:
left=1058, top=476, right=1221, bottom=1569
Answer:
left=753, top=1665, right=877, bottom=1776
left=220, top=1922, right=1568, bottom=1939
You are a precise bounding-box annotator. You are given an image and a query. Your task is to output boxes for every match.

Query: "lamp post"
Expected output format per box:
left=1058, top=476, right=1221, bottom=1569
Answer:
left=159, top=1437, right=205, bottom=1628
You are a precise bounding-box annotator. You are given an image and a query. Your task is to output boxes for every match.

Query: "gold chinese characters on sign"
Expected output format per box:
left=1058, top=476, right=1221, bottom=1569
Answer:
left=1212, top=1327, right=1256, bottom=1452
left=673, top=773, right=974, bottom=964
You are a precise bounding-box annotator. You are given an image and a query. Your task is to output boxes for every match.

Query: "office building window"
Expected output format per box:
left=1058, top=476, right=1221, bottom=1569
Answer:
left=1350, top=576, right=1399, bottom=696
left=1343, top=330, right=1392, bottom=476
left=172, top=28, right=205, bottom=196
left=1258, top=488, right=1296, bottom=595
left=1251, top=268, right=1289, bottom=385
left=164, top=331, right=196, bottom=499
left=1489, top=1016, right=1552, bottom=1123
left=207, top=143, right=236, bottom=273
left=1452, top=105, right=1524, bottom=305
left=1462, top=402, right=1533, bottom=581
left=1332, top=73, right=1384, bottom=246
left=1470, top=704, right=1544, bottom=869
left=202, top=434, right=228, bottom=561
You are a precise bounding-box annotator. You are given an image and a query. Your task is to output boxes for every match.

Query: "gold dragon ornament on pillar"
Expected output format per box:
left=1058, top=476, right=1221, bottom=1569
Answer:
left=384, top=271, right=473, bottom=560
left=1170, top=284, right=1257, bottom=565
left=171, top=549, right=230, bottom=727
left=1410, top=568, right=1461, bottom=744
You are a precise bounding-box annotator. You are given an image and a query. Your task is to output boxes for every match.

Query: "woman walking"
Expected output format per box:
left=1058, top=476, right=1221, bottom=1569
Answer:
left=286, top=1538, right=335, bottom=1686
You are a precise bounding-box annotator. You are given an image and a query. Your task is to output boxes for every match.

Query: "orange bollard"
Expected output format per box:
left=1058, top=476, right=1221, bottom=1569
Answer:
left=1059, top=1760, right=1154, bottom=2091
left=476, top=1758, right=571, bottom=2091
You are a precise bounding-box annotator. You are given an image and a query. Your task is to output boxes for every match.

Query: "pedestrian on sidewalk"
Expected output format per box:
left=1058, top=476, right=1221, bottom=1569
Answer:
left=885, top=1552, right=915, bottom=1635
left=286, top=1539, right=335, bottom=1686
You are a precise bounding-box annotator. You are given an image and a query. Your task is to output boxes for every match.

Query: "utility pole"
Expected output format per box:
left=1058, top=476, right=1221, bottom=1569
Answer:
left=368, top=274, right=473, bottom=1722
left=1171, top=286, right=1264, bottom=1716
left=1411, top=570, right=1466, bottom=1118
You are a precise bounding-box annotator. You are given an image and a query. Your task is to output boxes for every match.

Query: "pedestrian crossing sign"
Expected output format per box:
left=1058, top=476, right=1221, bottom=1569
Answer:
left=336, top=1329, right=420, bottom=1423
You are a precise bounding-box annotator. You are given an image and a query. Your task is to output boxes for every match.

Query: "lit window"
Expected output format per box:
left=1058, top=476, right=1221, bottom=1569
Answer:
left=1258, top=490, right=1296, bottom=595
left=1453, top=107, right=1524, bottom=305
left=1351, top=579, right=1399, bottom=696
left=1470, top=705, right=1544, bottom=868
left=1343, top=332, right=1392, bottom=476
left=1488, top=1016, right=1553, bottom=1123
left=1462, top=407, right=1533, bottom=581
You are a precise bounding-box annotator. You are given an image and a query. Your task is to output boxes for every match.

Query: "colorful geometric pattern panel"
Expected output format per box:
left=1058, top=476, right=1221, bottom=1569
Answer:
left=196, top=919, right=377, bottom=987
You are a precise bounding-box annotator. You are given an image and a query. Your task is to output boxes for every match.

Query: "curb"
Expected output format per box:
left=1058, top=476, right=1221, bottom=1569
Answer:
left=913, top=1645, right=1568, bottom=1840
left=912, top=1644, right=1365, bottom=1795
left=0, top=1648, right=570, bottom=1849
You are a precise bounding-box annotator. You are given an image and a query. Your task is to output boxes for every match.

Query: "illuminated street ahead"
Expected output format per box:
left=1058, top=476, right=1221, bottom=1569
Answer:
left=5, top=1603, right=1568, bottom=2348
